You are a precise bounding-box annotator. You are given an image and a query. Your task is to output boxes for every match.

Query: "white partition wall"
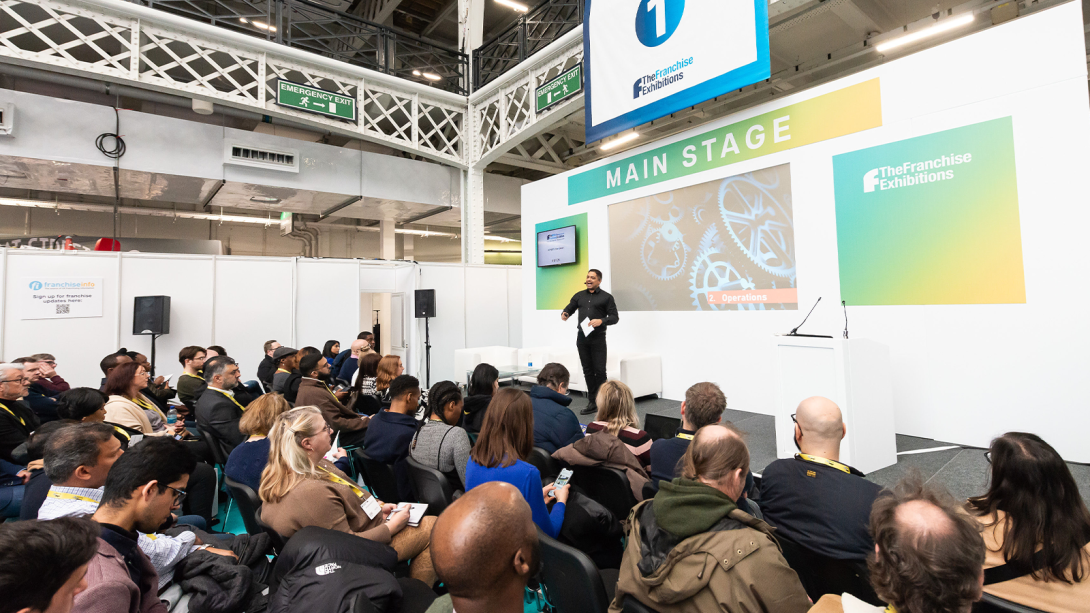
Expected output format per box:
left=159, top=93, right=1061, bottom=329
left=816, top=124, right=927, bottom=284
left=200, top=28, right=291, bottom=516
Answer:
left=214, top=257, right=295, bottom=382
left=296, top=259, right=363, bottom=359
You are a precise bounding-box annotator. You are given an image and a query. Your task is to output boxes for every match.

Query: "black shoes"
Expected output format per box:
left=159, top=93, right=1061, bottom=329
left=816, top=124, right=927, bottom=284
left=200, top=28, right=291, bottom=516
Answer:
left=580, top=405, right=597, bottom=416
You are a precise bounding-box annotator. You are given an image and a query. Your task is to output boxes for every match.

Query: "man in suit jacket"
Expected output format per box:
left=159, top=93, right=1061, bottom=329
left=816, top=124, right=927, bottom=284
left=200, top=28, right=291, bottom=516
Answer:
left=295, top=353, right=369, bottom=447
left=0, top=363, right=39, bottom=462
left=194, top=356, right=247, bottom=455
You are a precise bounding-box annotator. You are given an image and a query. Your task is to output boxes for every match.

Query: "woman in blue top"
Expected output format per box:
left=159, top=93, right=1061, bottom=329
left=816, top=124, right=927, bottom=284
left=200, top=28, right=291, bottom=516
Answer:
left=465, top=387, right=570, bottom=538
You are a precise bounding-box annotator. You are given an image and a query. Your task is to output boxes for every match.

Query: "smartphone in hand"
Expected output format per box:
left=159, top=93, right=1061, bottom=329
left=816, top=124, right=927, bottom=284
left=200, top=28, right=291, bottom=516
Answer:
left=548, top=468, right=573, bottom=498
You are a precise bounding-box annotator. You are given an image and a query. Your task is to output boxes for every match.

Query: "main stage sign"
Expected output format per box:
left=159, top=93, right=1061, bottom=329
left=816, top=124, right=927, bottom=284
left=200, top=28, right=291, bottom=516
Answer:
left=584, top=0, right=771, bottom=143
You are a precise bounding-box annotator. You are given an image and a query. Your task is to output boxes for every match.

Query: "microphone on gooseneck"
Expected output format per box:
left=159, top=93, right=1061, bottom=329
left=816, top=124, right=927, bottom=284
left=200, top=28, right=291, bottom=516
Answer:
left=842, top=300, right=849, bottom=339
left=788, top=297, right=821, bottom=336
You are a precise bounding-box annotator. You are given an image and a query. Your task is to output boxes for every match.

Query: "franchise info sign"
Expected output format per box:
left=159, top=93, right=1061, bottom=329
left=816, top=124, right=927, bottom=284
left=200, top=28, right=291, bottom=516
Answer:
left=20, top=277, right=103, bottom=320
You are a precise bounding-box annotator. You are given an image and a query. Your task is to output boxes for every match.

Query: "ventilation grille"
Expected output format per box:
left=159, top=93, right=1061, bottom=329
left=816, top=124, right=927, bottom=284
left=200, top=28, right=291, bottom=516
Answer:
left=224, top=142, right=299, bottom=173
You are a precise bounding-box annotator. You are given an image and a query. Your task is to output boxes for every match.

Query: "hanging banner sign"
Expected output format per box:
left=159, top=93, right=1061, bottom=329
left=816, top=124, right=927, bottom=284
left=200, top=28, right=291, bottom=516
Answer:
left=20, top=277, right=103, bottom=320
left=569, top=79, right=883, bottom=204
left=584, top=0, right=771, bottom=143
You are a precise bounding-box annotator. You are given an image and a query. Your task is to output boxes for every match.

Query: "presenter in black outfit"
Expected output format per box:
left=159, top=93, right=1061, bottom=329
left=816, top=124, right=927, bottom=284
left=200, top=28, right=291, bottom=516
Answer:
left=561, top=269, right=620, bottom=415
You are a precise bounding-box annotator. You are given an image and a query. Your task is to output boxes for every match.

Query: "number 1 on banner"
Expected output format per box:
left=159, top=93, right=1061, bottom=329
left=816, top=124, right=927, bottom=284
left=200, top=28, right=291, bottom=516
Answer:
left=648, top=0, right=665, bottom=37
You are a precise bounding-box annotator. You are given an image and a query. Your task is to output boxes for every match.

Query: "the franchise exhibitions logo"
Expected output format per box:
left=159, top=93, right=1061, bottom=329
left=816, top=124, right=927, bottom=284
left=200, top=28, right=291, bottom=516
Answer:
left=863, top=153, right=973, bottom=193
left=633, top=57, right=693, bottom=99
left=635, top=0, right=685, bottom=47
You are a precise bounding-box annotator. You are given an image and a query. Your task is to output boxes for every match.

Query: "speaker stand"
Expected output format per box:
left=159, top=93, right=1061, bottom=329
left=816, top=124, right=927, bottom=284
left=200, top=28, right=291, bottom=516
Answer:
left=149, top=333, right=161, bottom=376
left=424, top=317, right=432, bottom=388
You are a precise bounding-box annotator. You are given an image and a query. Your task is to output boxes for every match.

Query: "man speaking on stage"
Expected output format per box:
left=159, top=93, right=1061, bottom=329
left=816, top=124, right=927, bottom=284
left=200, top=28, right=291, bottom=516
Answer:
left=560, top=269, right=619, bottom=415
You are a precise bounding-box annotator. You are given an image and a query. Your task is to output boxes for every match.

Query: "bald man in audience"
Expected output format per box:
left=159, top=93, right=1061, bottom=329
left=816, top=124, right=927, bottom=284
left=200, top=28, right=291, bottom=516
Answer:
left=810, top=477, right=985, bottom=613
left=426, top=482, right=539, bottom=613
left=759, top=396, right=882, bottom=560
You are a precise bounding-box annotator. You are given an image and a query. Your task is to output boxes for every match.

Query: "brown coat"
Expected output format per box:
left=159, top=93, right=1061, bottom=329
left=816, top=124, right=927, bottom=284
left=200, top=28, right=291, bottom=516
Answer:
left=296, top=378, right=370, bottom=432
left=260, top=459, right=391, bottom=544
left=552, top=431, right=650, bottom=500
left=73, top=538, right=167, bottom=613
left=610, top=500, right=811, bottom=613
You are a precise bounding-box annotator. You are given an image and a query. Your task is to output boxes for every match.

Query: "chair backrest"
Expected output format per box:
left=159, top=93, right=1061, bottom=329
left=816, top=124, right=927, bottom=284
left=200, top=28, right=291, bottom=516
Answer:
left=353, top=448, right=403, bottom=503
left=570, top=465, right=638, bottom=523
left=973, top=594, right=1048, bottom=613
left=776, top=534, right=883, bottom=606
left=538, top=529, right=611, bottom=613
left=405, top=456, right=457, bottom=514
left=352, top=394, right=382, bottom=416
left=197, top=426, right=230, bottom=466
left=643, top=414, right=681, bottom=441
left=527, top=447, right=563, bottom=481
left=620, top=596, right=660, bottom=613
left=223, top=476, right=263, bottom=536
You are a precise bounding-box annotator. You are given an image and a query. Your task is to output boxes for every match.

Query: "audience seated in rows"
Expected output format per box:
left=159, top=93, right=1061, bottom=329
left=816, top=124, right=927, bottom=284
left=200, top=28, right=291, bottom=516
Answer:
left=297, top=352, right=369, bottom=447
left=0, top=363, right=39, bottom=462
left=649, top=382, right=725, bottom=488
left=811, top=476, right=986, bottom=613
left=587, top=380, right=652, bottom=467
left=332, top=331, right=371, bottom=377
left=337, top=335, right=375, bottom=385
left=123, top=351, right=177, bottom=409
left=967, top=432, right=1090, bottom=612
left=462, top=363, right=499, bottom=434
left=611, top=424, right=810, bottom=613
left=29, top=353, right=69, bottom=395
left=56, top=388, right=136, bottom=450
left=530, top=362, right=584, bottom=454
left=13, top=357, right=60, bottom=424
left=280, top=345, right=319, bottom=404
left=364, top=375, right=425, bottom=501
left=103, top=362, right=182, bottom=440
left=374, top=355, right=429, bottom=414
left=74, top=437, right=200, bottom=613
left=0, top=516, right=100, bottom=613
left=256, top=339, right=281, bottom=387
left=409, top=381, right=471, bottom=490
left=426, top=482, right=538, bottom=613
left=466, top=388, right=569, bottom=539
left=322, top=340, right=341, bottom=366
left=346, top=352, right=382, bottom=414
left=552, top=422, right=650, bottom=503
left=225, top=393, right=295, bottom=492
left=259, top=406, right=437, bottom=584
left=270, top=346, right=298, bottom=394
left=760, top=395, right=882, bottom=561
left=195, top=355, right=248, bottom=454
left=175, top=345, right=207, bottom=410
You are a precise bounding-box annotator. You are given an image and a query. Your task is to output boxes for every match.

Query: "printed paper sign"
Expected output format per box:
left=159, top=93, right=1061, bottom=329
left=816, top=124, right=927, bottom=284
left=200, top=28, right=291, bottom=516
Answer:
left=21, top=277, right=103, bottom=320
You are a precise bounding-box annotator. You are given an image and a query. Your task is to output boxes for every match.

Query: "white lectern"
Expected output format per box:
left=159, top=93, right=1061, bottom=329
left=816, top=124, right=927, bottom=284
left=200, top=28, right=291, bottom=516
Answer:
left=771, top=336, right=897, bottom=474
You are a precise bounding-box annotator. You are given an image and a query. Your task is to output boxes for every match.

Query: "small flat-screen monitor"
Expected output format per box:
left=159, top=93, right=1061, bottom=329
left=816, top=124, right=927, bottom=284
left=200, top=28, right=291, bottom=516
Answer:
left=537, top=225, right=577, bottom=267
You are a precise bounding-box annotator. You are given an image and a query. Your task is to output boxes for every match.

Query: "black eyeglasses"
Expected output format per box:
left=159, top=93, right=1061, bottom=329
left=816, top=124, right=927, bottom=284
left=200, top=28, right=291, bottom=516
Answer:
left=0, top=377, right=28, bottom=384
left=164, top=485, right=187, bottom=505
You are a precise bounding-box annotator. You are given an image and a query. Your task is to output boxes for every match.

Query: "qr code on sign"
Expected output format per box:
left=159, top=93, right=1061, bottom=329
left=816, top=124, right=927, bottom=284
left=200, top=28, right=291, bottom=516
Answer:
left=55, top=303, right=70, bottom=315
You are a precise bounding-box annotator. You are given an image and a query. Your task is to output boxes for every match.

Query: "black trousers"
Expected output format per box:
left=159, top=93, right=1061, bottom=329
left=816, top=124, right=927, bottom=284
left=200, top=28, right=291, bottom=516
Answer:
left=182, top=460, right=217, bottom=524
left=577, top=332, right=607, bottom=409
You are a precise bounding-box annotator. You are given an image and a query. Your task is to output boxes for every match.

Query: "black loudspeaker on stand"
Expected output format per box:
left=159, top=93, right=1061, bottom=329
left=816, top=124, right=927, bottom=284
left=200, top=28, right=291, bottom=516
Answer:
left=133, top=296, right=170, bottom=375
left=415, top=289, right=435, bottom=387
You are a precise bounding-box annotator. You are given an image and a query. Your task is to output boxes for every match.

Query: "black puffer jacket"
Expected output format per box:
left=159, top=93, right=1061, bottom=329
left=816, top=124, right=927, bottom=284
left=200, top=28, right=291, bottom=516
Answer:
left=460, top=394, right=492, bottom=433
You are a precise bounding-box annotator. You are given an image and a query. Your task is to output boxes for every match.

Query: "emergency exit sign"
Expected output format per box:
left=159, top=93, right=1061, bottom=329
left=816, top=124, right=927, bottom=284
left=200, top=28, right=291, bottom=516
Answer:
left=276, top=80, right=356, bottom=122
left=535, top=63, right=582, bottom=113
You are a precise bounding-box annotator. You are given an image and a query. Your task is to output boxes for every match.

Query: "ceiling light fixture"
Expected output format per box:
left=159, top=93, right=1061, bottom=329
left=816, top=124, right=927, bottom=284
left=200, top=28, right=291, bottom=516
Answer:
left=251, top=21, right=276, bottom=32
left=600, top=132, right=639, bottom=151
left=485, top=235, right=521, bottom=243
left=249, top=196, right=281, bottom=203
left=875, top=13, right=975, bottom=53
left=422, top=72, right=441, bottom=81
left=495, top=0, right=529, bottom=12
left=412, top=70, right=422, bottom=76
left=239, top=17, right=248, bottom=23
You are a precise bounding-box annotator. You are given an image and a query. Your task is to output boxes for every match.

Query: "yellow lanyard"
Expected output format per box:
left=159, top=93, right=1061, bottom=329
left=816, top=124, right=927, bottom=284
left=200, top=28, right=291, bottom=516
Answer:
left=0, top=401, right=25, bottom=426
left=319, top=466, right=366, bottom=499
left=113, top=426, right=132, bottom=441
left=212, top=388, right=246, bottom=411
left=132, top=395, right=168, bottom=423
left=183, top=372, right=205, bottom=381
left=276, top=369, right=290, bottom=374
left=797, top=453, right=851, bottom=474
left=676, top=432, right=694, bottom=440
left=48, top=490, right=98, bottom=504
left=885, top=606, right=897, bottom=613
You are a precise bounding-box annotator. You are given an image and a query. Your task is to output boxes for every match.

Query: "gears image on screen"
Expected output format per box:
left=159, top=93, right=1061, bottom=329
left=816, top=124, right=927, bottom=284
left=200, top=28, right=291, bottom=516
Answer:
left=607, top=163, right=798, bottom=311
left=537, top=224, right=578, bottom=267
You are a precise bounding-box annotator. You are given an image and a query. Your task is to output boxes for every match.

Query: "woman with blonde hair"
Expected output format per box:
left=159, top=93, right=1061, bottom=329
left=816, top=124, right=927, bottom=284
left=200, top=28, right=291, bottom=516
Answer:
left=586, top=379, right=652, bottom=467
left=259, top=406, right=437, bottom=584
left=374, top=355, right=428, bottom=415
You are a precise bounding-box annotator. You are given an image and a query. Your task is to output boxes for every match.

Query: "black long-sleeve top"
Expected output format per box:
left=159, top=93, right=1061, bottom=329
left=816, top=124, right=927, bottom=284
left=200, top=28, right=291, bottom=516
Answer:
left=562, top=288, right=619, bottom=338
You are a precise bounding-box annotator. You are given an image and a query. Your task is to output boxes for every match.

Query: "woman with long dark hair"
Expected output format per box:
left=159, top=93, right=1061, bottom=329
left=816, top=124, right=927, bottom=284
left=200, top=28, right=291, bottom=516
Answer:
left=103, top=362, right=185, bottom=438
left=322, top=340, right=341, bottom=365
left=967, top=432, right=1090, bottom=611
left=462, top=363, right=499, bottom=434
left=409, top=381, right=470, bottom=489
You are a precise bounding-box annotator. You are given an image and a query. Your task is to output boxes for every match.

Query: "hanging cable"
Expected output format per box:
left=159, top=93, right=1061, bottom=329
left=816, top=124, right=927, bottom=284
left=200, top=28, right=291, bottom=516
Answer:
left=96, top=107, right=126, bottom=242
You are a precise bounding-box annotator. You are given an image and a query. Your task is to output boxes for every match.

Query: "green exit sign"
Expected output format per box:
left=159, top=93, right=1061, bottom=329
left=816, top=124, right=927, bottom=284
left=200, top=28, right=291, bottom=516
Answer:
left=536, top=63, right=582, bottom=114
left=276, top=79, right=356, bottom=122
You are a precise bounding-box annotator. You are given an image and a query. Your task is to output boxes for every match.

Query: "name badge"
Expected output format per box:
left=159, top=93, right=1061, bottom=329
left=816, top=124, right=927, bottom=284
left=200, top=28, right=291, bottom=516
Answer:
left=361, top=495, right=381, bottom=520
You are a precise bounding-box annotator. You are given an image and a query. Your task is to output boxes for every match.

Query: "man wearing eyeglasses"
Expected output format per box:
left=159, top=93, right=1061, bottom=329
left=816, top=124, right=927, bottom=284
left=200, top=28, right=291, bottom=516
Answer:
left=758, top=396, right=882, bottom=562
left=76, top=437, right=236, bottom=613
left=0, top=363, right=39, bottom=463
left=29, top=352, right=69, bottom=395
left=195, top=355, right=248, bottom=454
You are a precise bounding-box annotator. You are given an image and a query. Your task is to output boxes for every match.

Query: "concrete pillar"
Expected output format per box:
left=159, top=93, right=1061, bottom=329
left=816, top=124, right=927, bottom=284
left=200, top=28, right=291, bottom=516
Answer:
left=462, top=167, right=485, bottom=264
left=458, top=0, right=485, bottom=52
left=402, top=233, right=414, bottom=260
left=379, top=218, right=396, bottom=260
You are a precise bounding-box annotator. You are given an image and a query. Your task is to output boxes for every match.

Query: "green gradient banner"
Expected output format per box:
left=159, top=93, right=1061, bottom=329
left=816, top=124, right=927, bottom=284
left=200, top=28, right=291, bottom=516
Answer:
left=833, top=117, right=1026, bottom=305
left=536, top=213, right=589, bottom=310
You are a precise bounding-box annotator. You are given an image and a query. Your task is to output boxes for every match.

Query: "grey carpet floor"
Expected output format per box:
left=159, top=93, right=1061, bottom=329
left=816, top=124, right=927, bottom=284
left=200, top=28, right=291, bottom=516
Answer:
left=503, top=382, right=1090, bottom=507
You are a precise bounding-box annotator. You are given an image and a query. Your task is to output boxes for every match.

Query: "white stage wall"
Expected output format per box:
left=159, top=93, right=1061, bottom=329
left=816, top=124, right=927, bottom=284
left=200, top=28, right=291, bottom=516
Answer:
left=521, top=2, right=1090, bottom=461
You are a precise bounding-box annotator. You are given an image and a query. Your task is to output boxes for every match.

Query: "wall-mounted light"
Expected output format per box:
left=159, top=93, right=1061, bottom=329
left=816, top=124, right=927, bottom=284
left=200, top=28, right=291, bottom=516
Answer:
left=600, top=132, right=639, bottom=151
left=875, top=13, right=975, bottom=53
left=495, top=0, right=529, bottom=13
